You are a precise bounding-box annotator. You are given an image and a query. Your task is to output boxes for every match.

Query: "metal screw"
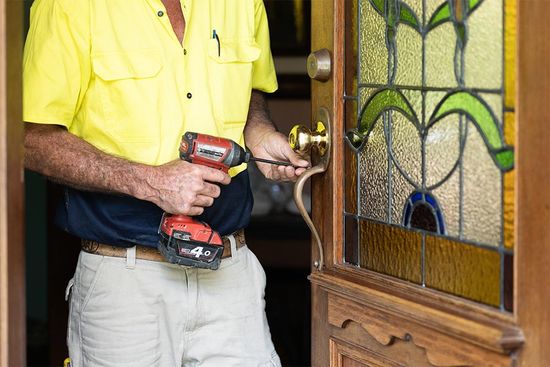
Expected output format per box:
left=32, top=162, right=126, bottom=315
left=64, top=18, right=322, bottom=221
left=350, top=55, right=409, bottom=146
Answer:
left=313, top=261, right=320, bottom=268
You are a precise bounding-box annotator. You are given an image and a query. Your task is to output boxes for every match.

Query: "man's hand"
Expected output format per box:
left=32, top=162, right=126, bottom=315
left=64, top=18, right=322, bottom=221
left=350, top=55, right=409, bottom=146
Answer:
left=244, top=90, right=310, bottom=182
left=248, top=130, right=309, bottom=181
left=144, top=160, right=231, bottom=215
left=24, top=123, right=230, bottom=215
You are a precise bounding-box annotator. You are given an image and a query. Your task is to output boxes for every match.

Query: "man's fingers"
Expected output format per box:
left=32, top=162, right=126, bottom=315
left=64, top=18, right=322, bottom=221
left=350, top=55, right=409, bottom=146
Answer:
left=194, top=194, right=215, bottom=208
left=198, top=182, right=221, bottom=198
left=186, top=206, right=205, bottom=216
left=199, top=166, right=231, bottom=185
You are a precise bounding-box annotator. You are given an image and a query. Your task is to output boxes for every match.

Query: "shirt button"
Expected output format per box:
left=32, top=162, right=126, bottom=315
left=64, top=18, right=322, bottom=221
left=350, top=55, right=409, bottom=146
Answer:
left=183, top=49, right=187, bottom=55
left=187, top=92, right=192, bottom=99
left=157, top=10, right=164, bottom=17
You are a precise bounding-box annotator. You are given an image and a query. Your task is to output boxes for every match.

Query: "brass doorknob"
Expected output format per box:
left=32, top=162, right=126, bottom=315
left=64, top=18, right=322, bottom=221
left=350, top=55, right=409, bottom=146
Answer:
left=307, top=49, right=332, bottom=82
left=289, top=121, right=328, bottom=156
left=288, top=108, right=331, bottom=271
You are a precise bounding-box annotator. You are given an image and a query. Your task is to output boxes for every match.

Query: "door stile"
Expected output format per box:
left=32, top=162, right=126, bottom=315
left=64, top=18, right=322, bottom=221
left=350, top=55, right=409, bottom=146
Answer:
left=516, top=0, right=550, bottom=364
left=0, top=0, right=25, bottom=366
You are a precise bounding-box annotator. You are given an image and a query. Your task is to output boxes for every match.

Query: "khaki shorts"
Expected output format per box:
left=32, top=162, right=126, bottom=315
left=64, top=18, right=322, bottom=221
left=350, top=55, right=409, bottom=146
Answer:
left=65, top=237, right=281, bottom=367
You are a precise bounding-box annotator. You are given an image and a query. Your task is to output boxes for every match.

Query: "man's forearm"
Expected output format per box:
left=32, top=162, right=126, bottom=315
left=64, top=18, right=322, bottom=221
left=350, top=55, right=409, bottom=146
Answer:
left=24, top=123, right=230, bottom=215
left=244, top=90, right=277, bottom=150
left=24, top=123, right=152, bottom=198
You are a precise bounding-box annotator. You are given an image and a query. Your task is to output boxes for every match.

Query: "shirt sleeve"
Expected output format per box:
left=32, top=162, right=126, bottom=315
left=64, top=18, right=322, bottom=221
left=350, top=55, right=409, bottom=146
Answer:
left=251, top=0, right=278, bottom=93
left=23, top=0, right=91, bottom=128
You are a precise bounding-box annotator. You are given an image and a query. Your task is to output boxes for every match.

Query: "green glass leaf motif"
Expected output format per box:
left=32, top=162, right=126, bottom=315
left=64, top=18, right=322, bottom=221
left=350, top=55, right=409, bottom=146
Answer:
left=368, top=0, right=385, bottom=16
left=346, top=89, right=419, bottom=151
left=427, top=0, right=484, bottom=31
left=399, top=3, right=421, bottom=32
left=427, top=2, right=452, bottom=30
left=429, top=91, right=514, bottom=171
left=368, top=0, right=421, bottom=33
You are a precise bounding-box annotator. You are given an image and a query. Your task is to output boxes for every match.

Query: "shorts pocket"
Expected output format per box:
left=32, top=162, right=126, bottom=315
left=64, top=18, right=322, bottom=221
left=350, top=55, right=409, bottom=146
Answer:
left=76, top=253, right=106, bottom=314
left=207, top=39, right=260, bottom=126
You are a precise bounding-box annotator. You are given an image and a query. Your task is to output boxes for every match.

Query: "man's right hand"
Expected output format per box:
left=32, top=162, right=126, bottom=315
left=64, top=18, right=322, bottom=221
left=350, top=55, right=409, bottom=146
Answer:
left=24, top=123, right=230, bottom=216
left=143, top=160, right=231, bottom=216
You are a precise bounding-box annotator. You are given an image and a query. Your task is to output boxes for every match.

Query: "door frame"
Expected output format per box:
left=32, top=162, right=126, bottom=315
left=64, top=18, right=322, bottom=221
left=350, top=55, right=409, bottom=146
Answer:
left=309, top=0, right=550, bottom=365
left=0, top=0, right=25, bottom=366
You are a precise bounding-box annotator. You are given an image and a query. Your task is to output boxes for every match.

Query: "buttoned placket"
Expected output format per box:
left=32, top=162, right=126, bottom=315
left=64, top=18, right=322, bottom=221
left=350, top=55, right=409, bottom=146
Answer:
left=151, top=0, right=192, bottom=96
left=145, top=0, right=192, bottom=152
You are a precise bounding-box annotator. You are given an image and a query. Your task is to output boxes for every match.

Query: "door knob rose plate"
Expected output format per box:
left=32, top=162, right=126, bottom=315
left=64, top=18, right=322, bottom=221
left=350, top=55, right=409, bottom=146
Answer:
left=288, top=107, right=331, bottom=270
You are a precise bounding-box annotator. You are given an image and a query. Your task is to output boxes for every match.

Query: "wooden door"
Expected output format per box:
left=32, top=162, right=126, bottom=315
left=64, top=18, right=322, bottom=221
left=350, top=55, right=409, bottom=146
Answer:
left=0, top=0, right=25, bottom=366
left=307, top=0, right=550, bottom=366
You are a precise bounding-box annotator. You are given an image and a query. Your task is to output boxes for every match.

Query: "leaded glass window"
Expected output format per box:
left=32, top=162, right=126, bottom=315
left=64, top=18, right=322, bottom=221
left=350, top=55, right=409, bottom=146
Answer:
left=343, top=0, right=515, bottom=311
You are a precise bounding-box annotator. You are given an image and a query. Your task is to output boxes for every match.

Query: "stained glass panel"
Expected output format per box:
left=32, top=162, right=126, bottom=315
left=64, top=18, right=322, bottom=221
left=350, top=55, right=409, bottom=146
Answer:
left=344, top=0, right=516, bottom=310
left=359, top=220, right=422, bottom=283
left=425, top=236, right=500, bottom=306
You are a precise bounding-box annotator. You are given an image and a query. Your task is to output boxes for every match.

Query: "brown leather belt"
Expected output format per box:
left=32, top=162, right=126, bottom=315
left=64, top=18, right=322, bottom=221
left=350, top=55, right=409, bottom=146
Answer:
left=81, top=229, right=246, bottom=263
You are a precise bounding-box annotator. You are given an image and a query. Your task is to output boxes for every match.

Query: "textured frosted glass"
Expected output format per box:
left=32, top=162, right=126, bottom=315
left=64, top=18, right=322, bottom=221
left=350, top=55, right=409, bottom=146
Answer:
left=392, top=165, right=415, bottom=225
left=403, top=0, right=423, bottom=18
left=463, top=122, right=502, bottom=246
left=390, top=110, right=422, bottom=185
left=401, top=89, right=423, bottom=115
left=464, top=0, right=503, bottom=89
left=395, top=27, right=422, bottom=86
left=359, top=0, right=387, bottom=84
left=432, top=169, right=460, bottom=237
left=425, top=115, right=461, bottom=188
left=425, top=24, right=457, bottom=88
left=425, top=236, right=500, bottom=306
left=360, top=220, right=422, bottom=283
left=359, top=120, right=388, bottom=220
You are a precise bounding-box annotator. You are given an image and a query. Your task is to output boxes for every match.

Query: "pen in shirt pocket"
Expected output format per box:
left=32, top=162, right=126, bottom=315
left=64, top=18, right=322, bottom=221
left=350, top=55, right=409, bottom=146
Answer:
left=212, top=29, right=221, bottom=57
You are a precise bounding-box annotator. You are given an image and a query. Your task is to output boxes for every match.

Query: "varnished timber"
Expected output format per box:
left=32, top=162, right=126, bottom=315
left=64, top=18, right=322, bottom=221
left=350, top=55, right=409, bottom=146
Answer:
left=310, top=0, right=339, bottom=365
left=516, top=0, right=550, bottom=365
left=312, top=272, right=524, bottom=354
left=311, top=0, right=550, bottom=364
left=0, top=0, right=25, bottom=366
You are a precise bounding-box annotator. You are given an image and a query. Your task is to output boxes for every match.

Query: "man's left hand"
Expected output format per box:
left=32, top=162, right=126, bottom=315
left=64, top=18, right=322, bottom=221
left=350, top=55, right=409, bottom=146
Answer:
left=249, top=130, right=310, bottom=182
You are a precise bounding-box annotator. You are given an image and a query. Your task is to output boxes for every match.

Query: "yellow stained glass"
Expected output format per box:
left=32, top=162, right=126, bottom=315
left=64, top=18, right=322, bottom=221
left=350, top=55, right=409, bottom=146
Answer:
left=504, top=169, right=515, bottom=249
left=360, top=220, right=422, bottom=284
left=505, top=0, right=517, bottom=109
left=345, top=0, right=359, bottom=97
left=425, top=236, right=500, bottom=306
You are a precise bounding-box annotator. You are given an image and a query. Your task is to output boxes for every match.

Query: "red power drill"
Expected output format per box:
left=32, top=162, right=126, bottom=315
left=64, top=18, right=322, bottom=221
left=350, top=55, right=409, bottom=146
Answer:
left=158, top=131, right=294, bottom=270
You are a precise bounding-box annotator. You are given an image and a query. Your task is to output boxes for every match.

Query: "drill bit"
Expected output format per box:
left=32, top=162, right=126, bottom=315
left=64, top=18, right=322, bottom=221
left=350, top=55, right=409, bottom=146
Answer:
left=248, top=156, right=298, bottom=168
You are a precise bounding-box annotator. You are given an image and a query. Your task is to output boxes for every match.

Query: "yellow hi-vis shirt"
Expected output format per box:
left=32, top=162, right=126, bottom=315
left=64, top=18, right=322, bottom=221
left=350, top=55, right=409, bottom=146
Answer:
left=23, top=0, right=278, bottom=176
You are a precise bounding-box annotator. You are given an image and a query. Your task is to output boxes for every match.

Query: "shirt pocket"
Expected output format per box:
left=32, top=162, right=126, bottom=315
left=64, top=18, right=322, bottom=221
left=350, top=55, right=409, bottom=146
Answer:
left=91, top=49, right=162, bottom=143
left=207, top=39, right=260, bottom=127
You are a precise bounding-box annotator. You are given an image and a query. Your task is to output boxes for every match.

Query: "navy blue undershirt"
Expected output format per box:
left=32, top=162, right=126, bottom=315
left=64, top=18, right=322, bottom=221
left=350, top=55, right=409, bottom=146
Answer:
left=55, top=169, right=254, bottom=248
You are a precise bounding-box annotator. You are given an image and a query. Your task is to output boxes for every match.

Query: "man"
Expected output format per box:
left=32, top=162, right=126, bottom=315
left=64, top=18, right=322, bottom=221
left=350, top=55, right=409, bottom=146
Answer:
left=23, top=0, right=309, bottom=366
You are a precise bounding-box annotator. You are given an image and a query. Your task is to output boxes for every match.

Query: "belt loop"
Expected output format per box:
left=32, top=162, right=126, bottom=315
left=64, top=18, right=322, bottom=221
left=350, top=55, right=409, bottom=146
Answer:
left=126, top=246, right=136, bottom=269
left=228, top=234, right=237, bottom=257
